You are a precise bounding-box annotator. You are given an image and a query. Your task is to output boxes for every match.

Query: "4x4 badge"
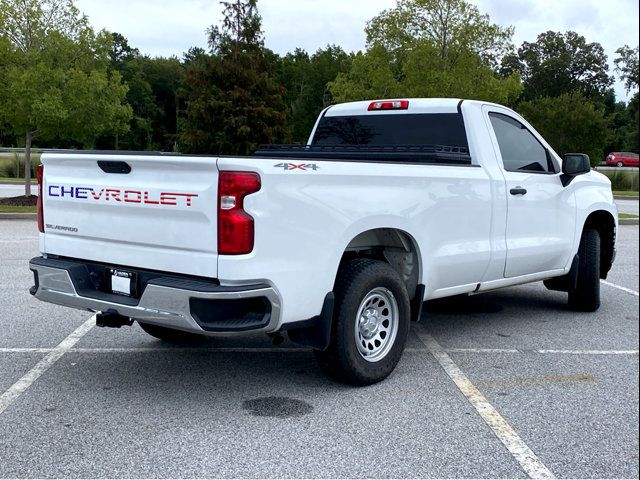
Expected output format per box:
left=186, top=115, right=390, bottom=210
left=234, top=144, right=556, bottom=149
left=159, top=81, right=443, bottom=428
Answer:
left=274, top=163, right=319, bottom=171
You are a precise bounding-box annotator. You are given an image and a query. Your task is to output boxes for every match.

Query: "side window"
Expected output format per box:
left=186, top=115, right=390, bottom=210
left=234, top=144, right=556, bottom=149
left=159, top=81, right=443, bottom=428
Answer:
left=489, top=112, right=553, bottom=173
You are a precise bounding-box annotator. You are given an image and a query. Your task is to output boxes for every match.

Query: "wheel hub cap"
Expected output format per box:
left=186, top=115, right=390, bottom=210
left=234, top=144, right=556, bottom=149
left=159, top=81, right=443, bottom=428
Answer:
left=359, top=308, right=380, bottom=338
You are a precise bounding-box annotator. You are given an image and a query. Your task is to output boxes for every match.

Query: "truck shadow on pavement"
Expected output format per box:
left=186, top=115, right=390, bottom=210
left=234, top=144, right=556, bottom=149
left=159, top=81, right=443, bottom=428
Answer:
left=417, top=284, right=608, bottom=345
left=423, top=285, right=569, bottom=316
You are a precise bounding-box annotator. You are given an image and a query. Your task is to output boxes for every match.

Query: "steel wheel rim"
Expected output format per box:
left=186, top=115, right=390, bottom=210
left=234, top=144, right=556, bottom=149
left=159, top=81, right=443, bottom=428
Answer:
left=354, top=287, right=399, bottom=362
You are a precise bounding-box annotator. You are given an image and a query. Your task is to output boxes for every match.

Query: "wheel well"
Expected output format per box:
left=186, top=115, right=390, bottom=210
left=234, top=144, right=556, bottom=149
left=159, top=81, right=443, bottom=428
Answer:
left=340, top=228, right=421, bottom=299
left=583, top=210, right=616, bottom=279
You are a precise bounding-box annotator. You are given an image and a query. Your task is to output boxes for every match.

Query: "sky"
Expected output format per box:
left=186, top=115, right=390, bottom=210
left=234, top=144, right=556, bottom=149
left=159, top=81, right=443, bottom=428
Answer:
left=75, top=0, right=639, bottom=101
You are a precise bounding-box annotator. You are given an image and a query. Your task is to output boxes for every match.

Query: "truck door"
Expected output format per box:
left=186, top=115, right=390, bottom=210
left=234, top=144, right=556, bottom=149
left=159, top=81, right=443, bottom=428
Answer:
left=485, top=109, right=576, bottom=278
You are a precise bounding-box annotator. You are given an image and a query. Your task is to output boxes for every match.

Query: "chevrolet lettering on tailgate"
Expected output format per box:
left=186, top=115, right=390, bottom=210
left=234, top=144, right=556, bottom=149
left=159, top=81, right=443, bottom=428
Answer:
left=48, top=185, right=199, bottom=207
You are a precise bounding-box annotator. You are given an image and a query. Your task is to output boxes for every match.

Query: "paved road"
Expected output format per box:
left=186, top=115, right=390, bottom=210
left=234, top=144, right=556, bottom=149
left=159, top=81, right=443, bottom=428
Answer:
left=0, top=184, right=30, bottom=198
left=0, top=220, right=638, bottom=478
left=617, top=198, right=639, bottom=216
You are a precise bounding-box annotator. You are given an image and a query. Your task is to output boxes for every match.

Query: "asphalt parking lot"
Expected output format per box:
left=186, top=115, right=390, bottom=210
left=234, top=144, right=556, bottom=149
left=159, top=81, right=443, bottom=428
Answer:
left=0, top=220, right=638, bottom=479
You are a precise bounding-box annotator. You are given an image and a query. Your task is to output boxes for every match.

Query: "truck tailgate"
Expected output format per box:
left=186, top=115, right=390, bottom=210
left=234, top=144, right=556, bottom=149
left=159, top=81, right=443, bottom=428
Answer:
left=40, top=153, right=219, bottom=278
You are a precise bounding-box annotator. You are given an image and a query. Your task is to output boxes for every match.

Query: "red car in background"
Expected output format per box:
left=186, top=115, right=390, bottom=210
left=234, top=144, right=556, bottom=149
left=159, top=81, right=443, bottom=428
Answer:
left=606, top=152, right=639, bottom=167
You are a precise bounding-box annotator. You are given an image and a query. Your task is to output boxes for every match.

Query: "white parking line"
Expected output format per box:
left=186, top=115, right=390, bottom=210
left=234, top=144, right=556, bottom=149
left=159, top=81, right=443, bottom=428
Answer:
left=537, top=349, right=639, bottom=355
left=445, top=348, right=521, bottom=354
left=602, top=280, right=640, bottom=297
left=417, top=332, right=556, bottom=480
left=0, top=348, right=54, bottom=353
left=445, top=348, right=639, bottom=356
left=0, top=316, right=95, bottom=415
left=0, top=347, right=313, bottom=353
left=72, top=347, right=313, bottom=353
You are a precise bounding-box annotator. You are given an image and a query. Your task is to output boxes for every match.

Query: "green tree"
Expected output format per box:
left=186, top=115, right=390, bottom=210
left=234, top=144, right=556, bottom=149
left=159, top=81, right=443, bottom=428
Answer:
left=110, top=32, right=139, bottom=64
left=180, top=0, right=287, bottom=154
left=366, top=0, right=513, bottom=67
left=624, top=93, right=639, bottom=152
left=501, top=31, right=613, bottom=101
left=614, top=45, right=639, bottom=93
left=605, top=92, right=639, bottom=154
left=143, top=57, right=183, bottom=150
left=330, top=0, right=521, bottom=104
left=601, top=46, right=639, bottom=156
left=329, top=46, right=400, bottom=102
left=401, top=42, right=522, bottom=104
left=270, top=46, right=352, bottom=142
left=107, top=41, right=158, bottom=150
left=0, top=0, right=131, bottom=195
left=517, top=93, right=609, bottom=165
left=105, top=33, right=183, bottom=151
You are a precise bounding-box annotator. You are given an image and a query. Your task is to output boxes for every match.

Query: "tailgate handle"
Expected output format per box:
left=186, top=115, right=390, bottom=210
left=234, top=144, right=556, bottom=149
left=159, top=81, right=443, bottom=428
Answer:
left=98, top=161, right=131, bottom=174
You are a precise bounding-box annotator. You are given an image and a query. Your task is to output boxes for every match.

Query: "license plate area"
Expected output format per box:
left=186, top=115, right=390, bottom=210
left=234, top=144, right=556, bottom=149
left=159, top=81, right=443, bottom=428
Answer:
left=108, top=268, right=138, bottom=297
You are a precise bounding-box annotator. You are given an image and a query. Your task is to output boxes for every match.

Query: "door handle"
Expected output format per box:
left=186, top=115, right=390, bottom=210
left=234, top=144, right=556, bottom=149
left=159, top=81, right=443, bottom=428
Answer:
left=510, top=187, right=527, bottom=196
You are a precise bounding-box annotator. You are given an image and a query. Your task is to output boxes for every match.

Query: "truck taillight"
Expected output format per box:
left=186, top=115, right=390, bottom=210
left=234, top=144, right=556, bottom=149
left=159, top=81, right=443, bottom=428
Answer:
left=218, top=171, right=261, bottom=255
left=36, top=164, right=44, bottom=233
left=368, top=100, right=409, bottom=111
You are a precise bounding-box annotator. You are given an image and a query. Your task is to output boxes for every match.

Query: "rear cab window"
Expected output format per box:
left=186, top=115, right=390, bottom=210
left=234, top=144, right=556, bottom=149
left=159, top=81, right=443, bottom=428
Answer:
left=312, top=113, right=469, bottom=151
left=256, top=101, right=474, bottom=165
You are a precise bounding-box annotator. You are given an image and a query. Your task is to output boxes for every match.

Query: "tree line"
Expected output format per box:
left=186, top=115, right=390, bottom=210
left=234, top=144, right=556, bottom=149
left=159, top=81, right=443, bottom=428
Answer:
left=0, top=0, right=638, bottom=193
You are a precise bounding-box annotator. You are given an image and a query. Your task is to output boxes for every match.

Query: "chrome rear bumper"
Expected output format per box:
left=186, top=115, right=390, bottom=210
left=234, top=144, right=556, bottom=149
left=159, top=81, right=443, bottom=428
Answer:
left=29, top=257, right=281, bottom=336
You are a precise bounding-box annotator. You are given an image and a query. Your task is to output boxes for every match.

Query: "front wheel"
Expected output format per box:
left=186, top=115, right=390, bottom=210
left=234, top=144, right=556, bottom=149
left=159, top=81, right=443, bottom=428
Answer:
left=616, top=161, right=624, bottom=167
left=568, top=229, right=601, bottom=312
left=314, top=259, right=410, bottom=385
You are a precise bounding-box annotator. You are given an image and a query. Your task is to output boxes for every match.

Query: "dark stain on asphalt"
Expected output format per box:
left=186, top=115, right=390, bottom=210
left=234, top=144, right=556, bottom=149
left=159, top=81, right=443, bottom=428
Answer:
left=243, top=396, right=313, bottom=418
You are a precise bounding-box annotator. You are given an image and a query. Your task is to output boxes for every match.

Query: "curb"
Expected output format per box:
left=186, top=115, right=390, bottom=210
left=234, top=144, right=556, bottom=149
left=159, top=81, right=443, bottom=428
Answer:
left=0, top=213, right=36, bottom=220
left=620, top=218, right=639, bottom=226
left=614, top=195, right=639, bottom=201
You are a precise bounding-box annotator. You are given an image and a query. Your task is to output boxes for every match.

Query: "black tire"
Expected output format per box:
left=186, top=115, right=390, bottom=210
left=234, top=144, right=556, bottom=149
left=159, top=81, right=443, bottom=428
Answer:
left=314, top=259, right=410, bottom=386
left=616, top=161, right=624, bottom=167
left=137, top=322, right=204, bottom=343
left=568, top=229, right=601, bottom=312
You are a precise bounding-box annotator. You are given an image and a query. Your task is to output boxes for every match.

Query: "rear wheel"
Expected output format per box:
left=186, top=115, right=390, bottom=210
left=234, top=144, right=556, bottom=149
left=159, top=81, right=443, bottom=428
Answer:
left=137, top=322, right=204, bottom=343
left=314, top=259, right=410, bottom=385
left=568, top=229, right=601, bottom=312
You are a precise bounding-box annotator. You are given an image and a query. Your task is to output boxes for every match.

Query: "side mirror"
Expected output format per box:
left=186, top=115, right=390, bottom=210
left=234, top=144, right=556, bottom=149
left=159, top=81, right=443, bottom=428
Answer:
left=561, top=153, right=591, bottom=186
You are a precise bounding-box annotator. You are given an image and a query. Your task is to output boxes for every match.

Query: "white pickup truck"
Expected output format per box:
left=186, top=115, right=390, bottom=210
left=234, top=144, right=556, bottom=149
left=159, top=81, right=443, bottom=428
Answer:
left=30, top=98, right=617, bottom=385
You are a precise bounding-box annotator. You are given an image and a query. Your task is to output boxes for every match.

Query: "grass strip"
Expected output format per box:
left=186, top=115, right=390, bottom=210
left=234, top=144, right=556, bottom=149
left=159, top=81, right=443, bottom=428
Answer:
left=0, top=206, right=36, bottom=213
